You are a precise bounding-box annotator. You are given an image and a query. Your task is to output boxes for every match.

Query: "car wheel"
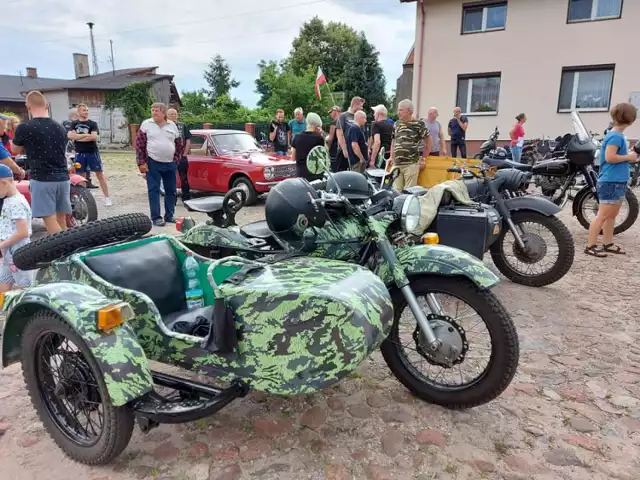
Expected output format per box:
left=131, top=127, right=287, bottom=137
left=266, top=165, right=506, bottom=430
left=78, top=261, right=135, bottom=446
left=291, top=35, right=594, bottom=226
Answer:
left=231, top=177, right=257, bottom=206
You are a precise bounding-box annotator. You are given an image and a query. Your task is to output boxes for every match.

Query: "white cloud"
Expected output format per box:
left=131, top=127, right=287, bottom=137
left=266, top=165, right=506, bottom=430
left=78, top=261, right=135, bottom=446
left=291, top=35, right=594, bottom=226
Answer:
left=4, top=0, right=415, bottom=107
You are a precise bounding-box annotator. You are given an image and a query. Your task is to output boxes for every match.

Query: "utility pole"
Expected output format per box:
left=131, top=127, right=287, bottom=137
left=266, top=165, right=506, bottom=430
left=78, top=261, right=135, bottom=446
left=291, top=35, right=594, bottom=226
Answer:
left=87, top=22, right=99, bottom=75
left=109, top=40, right=115, bottom=75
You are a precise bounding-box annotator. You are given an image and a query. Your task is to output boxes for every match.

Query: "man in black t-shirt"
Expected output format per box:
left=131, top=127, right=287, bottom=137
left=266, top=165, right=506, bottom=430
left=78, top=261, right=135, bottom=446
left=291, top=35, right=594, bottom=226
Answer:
left=335, top=96, right=364, bottom=172
left=326, top=106, right=341, bottom=170
left=369, top=104, right=393, bottom=168
left=168, top=108, right=192, bottom=202
left=12, top=91, right=71, bottom=233
left=269, top=109, right=290, bottom=155
left=69, top=103, right=111, bottom=206
left=346, top=111, right=369, bottom=173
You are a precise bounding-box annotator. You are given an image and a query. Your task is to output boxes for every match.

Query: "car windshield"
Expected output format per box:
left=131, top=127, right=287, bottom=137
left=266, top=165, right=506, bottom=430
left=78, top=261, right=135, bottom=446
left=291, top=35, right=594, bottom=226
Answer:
left=214, top=133, right=262, bottom=154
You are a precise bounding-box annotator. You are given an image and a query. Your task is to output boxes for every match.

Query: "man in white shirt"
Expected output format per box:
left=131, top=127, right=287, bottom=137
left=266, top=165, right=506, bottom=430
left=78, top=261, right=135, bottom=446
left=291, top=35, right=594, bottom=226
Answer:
left=135, top=103, right=183, bottom=226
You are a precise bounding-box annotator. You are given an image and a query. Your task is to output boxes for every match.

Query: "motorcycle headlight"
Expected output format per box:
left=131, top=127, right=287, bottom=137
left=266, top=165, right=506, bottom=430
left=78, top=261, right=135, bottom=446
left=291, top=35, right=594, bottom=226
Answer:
left=401, top=195, right=421, bottom=234
left=264, top=166, right=275, bottom=180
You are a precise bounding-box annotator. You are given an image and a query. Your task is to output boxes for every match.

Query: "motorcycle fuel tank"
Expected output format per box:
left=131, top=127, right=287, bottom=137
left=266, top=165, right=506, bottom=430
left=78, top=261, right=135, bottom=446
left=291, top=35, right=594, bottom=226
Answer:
left=532, top=159, right=571, bottom=176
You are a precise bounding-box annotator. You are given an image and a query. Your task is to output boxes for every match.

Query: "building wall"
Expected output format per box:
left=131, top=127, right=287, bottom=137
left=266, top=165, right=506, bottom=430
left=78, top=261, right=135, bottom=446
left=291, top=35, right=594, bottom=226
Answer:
left=151, top=79, right=171, bottom=105
left=0, top=102, right=27, bottom=119
left=412, top=0, right=640, bottom=142
left=69, top=89, right=106, bottom=107
left=396, top=65, right=414, bottom=108
left=46, top=90, right=71, bottom=123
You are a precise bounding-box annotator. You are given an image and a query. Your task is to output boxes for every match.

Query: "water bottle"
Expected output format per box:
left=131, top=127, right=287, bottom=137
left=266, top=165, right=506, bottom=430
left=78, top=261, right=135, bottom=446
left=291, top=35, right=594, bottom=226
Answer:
left=183, top=252, right=204, bottom=311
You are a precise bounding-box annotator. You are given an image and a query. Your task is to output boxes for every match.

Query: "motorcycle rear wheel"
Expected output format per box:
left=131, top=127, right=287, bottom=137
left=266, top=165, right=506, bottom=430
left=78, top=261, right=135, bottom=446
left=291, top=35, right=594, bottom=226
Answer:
left=576, top=188, right=639, bottom=235
left=380, top=276, right=519, bottom=409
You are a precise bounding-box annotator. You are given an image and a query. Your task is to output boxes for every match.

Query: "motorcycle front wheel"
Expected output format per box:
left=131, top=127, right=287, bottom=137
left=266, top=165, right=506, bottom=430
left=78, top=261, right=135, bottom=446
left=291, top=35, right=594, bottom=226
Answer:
left=576, top=188, right=639, bottom=235
left=69, top=185, right=98, bottom=227
left=491, top=211, right=574, bottom=287
left=380, top=276, right=519, bottom=409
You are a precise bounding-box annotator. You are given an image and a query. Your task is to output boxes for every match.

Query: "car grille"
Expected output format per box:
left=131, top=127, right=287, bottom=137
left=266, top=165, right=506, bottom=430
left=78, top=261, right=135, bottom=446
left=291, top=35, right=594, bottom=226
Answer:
left=273, top=165, right=296, bottom=178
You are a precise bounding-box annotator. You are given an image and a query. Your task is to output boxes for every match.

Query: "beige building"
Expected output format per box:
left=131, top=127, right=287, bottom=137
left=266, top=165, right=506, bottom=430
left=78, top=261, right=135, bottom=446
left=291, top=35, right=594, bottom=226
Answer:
left=400, top=0, right=638, bottom=151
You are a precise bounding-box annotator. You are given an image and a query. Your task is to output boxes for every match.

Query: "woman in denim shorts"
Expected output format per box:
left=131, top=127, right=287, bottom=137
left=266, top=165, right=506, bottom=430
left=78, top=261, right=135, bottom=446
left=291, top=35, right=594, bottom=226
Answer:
left=586, top=103, right=638, bottom=257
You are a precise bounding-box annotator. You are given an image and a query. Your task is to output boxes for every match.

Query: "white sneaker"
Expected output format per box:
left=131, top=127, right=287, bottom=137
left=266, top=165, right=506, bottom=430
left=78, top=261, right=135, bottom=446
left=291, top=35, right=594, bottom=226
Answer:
left=105, top=197, right=113, bottom=207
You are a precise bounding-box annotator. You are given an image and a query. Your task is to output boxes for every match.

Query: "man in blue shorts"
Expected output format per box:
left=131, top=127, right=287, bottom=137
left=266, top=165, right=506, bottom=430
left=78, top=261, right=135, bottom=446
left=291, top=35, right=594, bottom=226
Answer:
left=12, top=91, right=71, bottom=234
left=68, top=103, right=112, bottom=206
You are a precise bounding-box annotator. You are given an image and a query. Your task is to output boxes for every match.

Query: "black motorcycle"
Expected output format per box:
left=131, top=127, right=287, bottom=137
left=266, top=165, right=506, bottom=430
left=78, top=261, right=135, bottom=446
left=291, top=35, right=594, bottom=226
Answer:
left=439, top=165, right=575, bottom=288
left=474, top=126, right=538, bottom=164
left=482, top=113, right=639, bottom=236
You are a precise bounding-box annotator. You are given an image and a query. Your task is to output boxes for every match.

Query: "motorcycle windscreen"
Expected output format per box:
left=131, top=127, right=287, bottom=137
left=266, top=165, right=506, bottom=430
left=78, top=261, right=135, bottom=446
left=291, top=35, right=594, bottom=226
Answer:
left=208, top=256, right=393, bottom=395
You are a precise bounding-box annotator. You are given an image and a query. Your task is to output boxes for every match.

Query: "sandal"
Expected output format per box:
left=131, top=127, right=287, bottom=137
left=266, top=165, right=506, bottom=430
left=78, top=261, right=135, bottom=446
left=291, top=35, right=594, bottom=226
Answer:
left=584, top=245, right=607, bottom=258
left=603, top=243, right=627, bottom=255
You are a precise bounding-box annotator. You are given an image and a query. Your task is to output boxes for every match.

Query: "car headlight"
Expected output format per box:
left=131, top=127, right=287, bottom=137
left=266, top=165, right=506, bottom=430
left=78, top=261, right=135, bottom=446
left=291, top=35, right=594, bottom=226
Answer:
left=401, top=195, right=421, bottom=234
left=264, top=166, right=275, bottom=180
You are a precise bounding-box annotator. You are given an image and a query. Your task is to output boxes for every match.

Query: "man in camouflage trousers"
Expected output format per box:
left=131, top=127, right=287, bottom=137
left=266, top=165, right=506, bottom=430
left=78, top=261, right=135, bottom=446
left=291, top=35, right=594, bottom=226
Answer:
left=390, top=99, right=432, bottom=190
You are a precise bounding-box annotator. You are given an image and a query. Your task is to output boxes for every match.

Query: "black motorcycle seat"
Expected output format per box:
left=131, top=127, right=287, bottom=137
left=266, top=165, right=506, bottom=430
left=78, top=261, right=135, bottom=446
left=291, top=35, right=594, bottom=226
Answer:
left=84, top=239, right=186, bottom=316
left=240, top=220, right=273, bottom=239
left=483, top=157, right=532, bottom=172
left=184, top=196, right=224, bottom=213
left=404, top=186, right=428, bottom=196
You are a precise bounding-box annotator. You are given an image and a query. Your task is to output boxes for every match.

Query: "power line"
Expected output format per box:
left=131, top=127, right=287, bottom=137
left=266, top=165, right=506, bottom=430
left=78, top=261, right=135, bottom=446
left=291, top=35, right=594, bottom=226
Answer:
left=24, top=0, right=330, bottom=46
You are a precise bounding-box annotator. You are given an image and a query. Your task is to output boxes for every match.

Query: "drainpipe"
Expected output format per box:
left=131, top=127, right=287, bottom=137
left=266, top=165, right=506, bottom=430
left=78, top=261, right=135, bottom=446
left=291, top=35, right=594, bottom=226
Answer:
left=414, top=0, right=426, bottom=117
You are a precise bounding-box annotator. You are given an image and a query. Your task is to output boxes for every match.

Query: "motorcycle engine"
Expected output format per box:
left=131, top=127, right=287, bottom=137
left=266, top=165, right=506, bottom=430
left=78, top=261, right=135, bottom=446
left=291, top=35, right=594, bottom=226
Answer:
left=534, top=175, right=564, bottom=197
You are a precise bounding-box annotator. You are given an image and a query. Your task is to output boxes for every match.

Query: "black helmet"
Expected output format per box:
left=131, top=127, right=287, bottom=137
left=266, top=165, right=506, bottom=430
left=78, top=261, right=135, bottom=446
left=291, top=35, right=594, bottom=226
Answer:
left=493, top=147, right=508, bottom=160
left=492, top=168, right=532, bottom=191
left=265, top=178, right=327, bottom=250
left=326, top=171, right=372, bottom=202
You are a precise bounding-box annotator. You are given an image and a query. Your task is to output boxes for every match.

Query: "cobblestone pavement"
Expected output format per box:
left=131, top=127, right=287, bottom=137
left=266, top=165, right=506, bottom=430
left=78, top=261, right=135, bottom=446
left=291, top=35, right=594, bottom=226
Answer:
left=1, top=154, right=639, bottom=480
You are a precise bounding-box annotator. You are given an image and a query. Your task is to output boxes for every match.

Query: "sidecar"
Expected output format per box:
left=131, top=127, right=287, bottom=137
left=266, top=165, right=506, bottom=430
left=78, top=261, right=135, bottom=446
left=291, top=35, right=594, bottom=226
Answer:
left=1, top=223, right=393, bottom=464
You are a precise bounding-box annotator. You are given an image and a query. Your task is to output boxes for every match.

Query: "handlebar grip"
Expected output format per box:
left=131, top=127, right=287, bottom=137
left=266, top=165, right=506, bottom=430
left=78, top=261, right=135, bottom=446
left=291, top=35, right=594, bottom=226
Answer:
left=310, top=180, right=327, bottom=191
left=447, top=168, right=462, bottom=173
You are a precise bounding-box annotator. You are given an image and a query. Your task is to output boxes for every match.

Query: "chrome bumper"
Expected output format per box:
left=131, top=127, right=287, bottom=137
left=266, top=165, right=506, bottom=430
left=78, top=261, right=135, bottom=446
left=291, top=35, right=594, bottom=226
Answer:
left=255, top=181, right=279, bottom=187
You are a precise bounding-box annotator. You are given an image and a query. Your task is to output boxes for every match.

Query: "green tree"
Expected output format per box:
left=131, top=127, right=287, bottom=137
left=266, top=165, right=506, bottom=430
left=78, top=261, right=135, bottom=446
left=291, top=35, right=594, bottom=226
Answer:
left=104, top=81, right=153, bottom=125
left=254, top=62, right=330, bottom=117
left=342, top=34, right=387, bottom=111
left=287, top=17, right=361, bottom=92
left=180, top=89, right=210, bottom=116
left=203, top=55, right=240, bottom=103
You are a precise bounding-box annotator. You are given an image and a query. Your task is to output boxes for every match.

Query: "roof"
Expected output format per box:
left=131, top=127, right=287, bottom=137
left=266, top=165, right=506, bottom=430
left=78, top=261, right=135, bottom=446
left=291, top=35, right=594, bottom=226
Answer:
left=0, top=75, right=65, bottom=102
left=0, top=66, right=174, bottom=100
left=403, top=44, right=415, bottom=66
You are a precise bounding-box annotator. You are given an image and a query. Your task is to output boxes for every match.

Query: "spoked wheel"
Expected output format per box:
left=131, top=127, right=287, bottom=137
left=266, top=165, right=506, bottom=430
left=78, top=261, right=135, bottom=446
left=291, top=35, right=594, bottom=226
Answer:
left=380, top=276, right=519, bottom=409
left=21, top=311, right=134, bottom=465
left=490, top=211, right=574, bottom=287
left=68, top=186, right=98, bottom=228
left=576, top=188, right=639, bottom=235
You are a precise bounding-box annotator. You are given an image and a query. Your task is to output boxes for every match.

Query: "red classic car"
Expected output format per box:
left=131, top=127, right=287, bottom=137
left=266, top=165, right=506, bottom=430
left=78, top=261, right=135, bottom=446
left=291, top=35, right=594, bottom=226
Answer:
left=178, top=129, right=296, bottom=205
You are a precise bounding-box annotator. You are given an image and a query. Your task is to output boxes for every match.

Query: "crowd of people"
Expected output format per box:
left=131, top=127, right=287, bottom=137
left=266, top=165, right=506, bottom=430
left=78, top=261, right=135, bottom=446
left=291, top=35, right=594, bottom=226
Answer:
left=267, top=97, right=477, bottom=191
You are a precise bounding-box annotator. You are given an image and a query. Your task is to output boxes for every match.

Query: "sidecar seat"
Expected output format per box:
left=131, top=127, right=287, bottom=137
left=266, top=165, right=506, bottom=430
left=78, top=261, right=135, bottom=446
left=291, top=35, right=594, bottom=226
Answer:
left=183, top=196, right=224, bottom=213
left=83, top=239, right=212, bottom=333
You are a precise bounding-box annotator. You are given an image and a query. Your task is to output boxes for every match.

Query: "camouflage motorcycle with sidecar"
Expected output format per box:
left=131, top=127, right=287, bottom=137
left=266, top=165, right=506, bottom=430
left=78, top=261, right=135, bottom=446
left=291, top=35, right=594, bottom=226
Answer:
left=3, top=213, right=395, bottom=464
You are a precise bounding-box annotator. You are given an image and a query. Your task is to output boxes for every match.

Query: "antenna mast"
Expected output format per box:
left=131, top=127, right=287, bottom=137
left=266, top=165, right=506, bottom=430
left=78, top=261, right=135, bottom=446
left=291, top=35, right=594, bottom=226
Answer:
left=109, top=39, right=115, bottom=75
left=87, top=22, right=99, bottom=75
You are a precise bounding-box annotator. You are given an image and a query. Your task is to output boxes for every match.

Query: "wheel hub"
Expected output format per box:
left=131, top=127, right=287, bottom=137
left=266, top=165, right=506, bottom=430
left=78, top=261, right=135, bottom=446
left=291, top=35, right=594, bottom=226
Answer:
left=53, top=354, right=100, bottom=410
left=70, top=194, right=88, bottom=221
left=413, top=315, right=468, bottom=368
left=513, top=232, right=547, bottom=263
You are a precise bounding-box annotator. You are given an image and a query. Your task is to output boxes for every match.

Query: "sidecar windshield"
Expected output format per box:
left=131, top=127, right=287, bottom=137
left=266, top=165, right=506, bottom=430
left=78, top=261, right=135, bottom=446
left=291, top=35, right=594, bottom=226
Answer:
left=571, top=111, right=590, bottom=143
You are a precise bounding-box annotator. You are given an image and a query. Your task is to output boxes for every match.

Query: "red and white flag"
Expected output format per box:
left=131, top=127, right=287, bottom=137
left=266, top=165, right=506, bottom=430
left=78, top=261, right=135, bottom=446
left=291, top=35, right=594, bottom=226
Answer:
left=314, top=67, right=327, bottom=100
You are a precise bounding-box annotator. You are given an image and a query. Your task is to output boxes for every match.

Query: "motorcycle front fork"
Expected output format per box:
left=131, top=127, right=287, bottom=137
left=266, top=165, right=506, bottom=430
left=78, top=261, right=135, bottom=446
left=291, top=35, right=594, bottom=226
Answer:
left=376, top=237, right=442, bottom=351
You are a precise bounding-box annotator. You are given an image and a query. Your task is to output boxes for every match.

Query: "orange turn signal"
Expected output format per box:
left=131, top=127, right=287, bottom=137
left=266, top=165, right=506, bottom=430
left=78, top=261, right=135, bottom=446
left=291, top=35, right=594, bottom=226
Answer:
left=97, top=303, right=133, bottom=331
left=74, top=162, right=82, bottom=169
left=422, top=233, right=439, bottom=245
left=0, top=292, right=5, bottom=308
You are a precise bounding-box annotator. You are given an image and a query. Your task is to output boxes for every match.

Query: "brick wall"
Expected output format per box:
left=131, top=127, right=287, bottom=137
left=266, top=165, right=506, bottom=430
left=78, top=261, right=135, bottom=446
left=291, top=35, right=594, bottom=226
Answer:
left=68, top=89, right=106, bottom=107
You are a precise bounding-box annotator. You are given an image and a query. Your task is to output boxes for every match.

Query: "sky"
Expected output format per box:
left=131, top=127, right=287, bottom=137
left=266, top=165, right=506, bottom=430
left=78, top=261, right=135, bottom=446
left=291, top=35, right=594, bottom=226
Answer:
left=2, top=0, right=416, bottom=108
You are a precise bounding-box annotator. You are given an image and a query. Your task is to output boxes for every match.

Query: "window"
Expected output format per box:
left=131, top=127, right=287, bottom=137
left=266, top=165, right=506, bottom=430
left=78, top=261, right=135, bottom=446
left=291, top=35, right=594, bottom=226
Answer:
left=189, top=135, right=210, bottom=155
left=456, top=74, right=501, bottom=114
left=558, top=66, right=614, bottom=112
left=462, top=2, right=507, bottom=34
left=567, top=0, right=622, bottom=23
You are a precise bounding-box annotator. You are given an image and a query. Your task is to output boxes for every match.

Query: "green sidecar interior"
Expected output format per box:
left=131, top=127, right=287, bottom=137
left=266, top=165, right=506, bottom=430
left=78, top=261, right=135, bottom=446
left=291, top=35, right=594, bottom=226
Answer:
left=79, top=235, right=394, bottom=394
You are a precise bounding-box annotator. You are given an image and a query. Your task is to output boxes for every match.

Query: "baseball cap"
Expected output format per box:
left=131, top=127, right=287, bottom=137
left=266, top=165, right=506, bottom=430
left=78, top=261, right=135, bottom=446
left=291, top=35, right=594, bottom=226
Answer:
left=328, top=105, right=341, bottom=114
left=0, top=163, right=14, bottom=178
left=371, top=104, right=388, bottom=115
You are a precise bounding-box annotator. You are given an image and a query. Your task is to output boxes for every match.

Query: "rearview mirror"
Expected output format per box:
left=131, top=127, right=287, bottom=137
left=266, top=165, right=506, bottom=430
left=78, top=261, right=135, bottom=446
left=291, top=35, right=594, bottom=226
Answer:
left=306, top=145, right=330, bottom=175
